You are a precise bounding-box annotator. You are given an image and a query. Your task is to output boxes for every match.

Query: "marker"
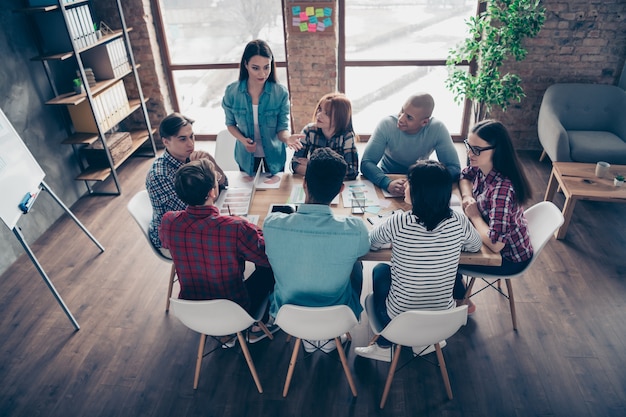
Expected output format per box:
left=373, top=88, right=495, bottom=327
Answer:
left=19, top=192, right=33, bottom=213
left=227, top=204, right=232, bottom=216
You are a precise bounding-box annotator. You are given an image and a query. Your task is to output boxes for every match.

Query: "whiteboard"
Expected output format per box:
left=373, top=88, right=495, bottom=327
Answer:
left=0, top=107, right=46, bottom=229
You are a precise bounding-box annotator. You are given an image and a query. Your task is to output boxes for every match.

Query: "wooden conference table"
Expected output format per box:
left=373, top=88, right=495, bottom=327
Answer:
left=247, top=173, right=501, bottom=267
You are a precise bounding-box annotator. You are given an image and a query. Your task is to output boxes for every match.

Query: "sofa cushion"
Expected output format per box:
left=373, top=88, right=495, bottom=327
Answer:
left=568, top=130, right=626, bottom=164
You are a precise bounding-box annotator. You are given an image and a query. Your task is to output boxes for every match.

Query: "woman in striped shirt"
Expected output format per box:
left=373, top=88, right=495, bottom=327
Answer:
left=355, top=160, right=482, bottom=362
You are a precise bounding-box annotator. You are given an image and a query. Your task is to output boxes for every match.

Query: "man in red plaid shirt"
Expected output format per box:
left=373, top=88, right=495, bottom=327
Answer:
left=160, top=159, right=274, bottom=328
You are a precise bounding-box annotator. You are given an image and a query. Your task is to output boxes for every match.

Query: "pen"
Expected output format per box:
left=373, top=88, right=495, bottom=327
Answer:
left=227, top=204, right=232, bottom=216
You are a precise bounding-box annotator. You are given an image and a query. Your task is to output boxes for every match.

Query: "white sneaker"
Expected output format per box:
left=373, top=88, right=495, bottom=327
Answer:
left=354, top=344, right=392, bottom=362
left=412, top=340, right=447, bottom=356
left=302, top=339, right=318, bottom=353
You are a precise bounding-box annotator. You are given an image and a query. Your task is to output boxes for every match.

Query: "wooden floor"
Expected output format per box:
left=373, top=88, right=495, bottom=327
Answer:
left=1, top=148, right=626, bottom=417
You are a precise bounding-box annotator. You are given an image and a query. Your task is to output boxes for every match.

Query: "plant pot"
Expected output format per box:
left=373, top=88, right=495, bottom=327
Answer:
left=73, top=85, right=85, bottom=95
left=614, top=178, right=624, bottom=187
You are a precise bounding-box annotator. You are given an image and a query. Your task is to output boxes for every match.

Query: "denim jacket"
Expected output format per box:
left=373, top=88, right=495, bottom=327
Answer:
left=222, top=80, right=290, bottom=175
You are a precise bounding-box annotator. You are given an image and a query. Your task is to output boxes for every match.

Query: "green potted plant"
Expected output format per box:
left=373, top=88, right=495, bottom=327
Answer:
left=446, top=0, right=546, bottom=122
left=72, top=78, right=84, bottom=95
left=614, top=174, right=625, bottom=187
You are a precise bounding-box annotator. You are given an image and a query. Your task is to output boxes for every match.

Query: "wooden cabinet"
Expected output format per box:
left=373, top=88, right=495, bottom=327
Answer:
left=18, top=0, right=156, bottom=195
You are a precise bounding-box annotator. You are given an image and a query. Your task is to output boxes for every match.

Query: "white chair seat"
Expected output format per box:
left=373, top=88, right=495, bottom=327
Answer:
left=362, top=293, right=468, bottom=408
left=274, top=304, right=359, bottom=397
left=458, top=201, right=565, bottom=330
left=169, top=297, right=272, bottom=393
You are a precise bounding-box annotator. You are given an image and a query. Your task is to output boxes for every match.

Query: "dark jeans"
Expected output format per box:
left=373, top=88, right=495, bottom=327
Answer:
left=244, top=266, right=275, bottom=320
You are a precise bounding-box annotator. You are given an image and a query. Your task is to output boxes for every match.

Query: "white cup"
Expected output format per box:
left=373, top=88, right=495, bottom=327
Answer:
left=595, top=161, right=610, bottom=178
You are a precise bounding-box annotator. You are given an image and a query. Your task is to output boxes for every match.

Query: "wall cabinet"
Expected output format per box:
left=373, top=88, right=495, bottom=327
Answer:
left=19, top=0, right=156, bottom=195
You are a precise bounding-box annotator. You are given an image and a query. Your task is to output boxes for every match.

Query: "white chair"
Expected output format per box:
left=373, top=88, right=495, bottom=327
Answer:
left=459, top=201, right=565, bottom=330
left=274, top=304, right=359, bottom=397
left=169, top=298, right=272, bottom=393
left=214, top=130, right=240, bottom=171
left=127, top=190, right=177, bottom=312
left=362, top=293, right=468, bottom=408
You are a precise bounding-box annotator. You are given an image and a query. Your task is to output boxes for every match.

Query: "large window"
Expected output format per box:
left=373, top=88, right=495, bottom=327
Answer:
left=154, top=0, right=476, bottom=137
left=154, top=0, right=287, bottom=137
left=341, top=0, right=476, bottom=137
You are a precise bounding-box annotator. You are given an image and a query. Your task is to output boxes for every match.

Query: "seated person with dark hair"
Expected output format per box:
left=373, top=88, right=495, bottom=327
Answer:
left=146, top=112, right=227, bottom=256
left=355, top=160, right=481, bottom=362
left=263, top=148, right=370, bottom=353
left=160, top=159, right=275, bottom=343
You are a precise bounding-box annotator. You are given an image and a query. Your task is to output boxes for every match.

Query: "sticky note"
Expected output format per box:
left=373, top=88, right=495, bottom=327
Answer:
left=299, top=22, right=308, bottom=32
left=306, top=7, right=314, bottom=16
left=324, top=17, right=332, bottom=27
left=308, top=23, right=317, bottom=32
left=299, top=11, right=307, bottom=21
left=292, top=17, right=300, bottom=26
left=317, top=22, right=326, bottom=31
left=309, top=16, right=317, bottom=24
left=292, top=6, right=300, bottom=14
left=324, top=7, right=332, bottom=17
left=316, top=8, right=324, bottom=18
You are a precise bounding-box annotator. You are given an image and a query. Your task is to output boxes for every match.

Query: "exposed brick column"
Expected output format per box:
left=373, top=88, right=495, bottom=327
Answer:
left=283, top=1, right=338, bottom=133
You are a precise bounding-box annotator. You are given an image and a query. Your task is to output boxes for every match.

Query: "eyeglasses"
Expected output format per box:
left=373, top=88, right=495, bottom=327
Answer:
left=464, top=139, right=496, bottom=156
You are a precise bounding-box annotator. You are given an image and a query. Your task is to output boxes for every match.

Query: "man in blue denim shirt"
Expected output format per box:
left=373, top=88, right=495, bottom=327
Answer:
left=264, top=148, right=370, bottom=351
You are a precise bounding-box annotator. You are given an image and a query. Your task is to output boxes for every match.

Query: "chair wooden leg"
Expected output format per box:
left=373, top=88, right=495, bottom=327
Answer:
left=165, top=264, right=176, bottom=312
left=462, top=276, right=477, bottom=302
left=380, top=344, right=402, bottom=409
left=335, top=337, right=357, bottom=397
left=255, top=320, right=273, bottom=340
left=539, top=150, right=546, bottom=162
left=505, top=279, right=518, bottom=331
left=435, top=342, right=453, bottom=400
left=237, top=332, right=263, bottom=393
left=193, top=334, right=206, bottom=389
left=283, top=337, right=301, bottom=397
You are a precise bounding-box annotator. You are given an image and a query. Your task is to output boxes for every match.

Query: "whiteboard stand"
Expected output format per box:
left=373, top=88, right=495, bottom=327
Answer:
left=11, top=181, right=105, bottom=331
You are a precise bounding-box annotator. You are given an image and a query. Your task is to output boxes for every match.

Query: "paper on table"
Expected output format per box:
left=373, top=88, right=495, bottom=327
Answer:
left=255, top=172, right=283, bottom=189
left=341, top=179, right=379, bottom=208
left=289, top=184, right=339, bottom=205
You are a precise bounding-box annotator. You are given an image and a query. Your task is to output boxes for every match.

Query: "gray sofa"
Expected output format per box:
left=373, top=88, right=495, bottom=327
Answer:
left=537, top=83, right=626, bottom=164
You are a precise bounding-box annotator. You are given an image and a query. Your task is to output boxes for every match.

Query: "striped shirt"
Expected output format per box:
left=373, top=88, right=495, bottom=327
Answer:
left=370, top=210, right=482, bottom=318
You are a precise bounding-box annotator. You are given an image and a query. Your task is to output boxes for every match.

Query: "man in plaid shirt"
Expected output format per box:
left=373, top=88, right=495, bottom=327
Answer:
left=160, top=159, right=274, bottom=323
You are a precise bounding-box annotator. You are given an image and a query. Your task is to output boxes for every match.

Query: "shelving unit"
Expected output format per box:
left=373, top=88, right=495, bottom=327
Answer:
left=18, top=0, right=156, bottom=196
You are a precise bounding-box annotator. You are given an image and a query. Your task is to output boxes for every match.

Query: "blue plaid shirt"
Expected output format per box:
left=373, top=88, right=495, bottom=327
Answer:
left=146, top=149, right=187, bottom=248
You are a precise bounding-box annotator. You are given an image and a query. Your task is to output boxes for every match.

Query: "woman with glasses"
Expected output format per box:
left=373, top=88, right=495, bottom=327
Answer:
left=458, top=120, right=533, bottom=307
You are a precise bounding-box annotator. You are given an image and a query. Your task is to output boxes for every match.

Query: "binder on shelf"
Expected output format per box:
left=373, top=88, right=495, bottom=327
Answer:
left=82, top=38, right=130, bottom=81
left=67, top=79, right=130, bottom=133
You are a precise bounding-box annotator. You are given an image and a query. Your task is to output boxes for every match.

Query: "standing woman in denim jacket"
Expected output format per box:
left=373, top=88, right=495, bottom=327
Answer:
left=222, top=39, right=303, bottom=176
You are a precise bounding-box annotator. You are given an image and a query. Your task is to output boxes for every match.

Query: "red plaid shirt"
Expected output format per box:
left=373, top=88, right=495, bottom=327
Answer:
left=461, top=166, right=533, bottom=263
left=160, top=205, right=270, bottom=310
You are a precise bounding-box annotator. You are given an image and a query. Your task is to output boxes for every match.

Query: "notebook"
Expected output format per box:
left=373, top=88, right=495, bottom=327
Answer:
left=216, top=165, right=262, bottom=216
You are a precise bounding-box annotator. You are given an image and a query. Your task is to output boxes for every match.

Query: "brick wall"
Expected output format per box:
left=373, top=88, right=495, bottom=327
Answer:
left=490, top=0, right=626, bottom=149
left=282, top=1, right=338, bottom=133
